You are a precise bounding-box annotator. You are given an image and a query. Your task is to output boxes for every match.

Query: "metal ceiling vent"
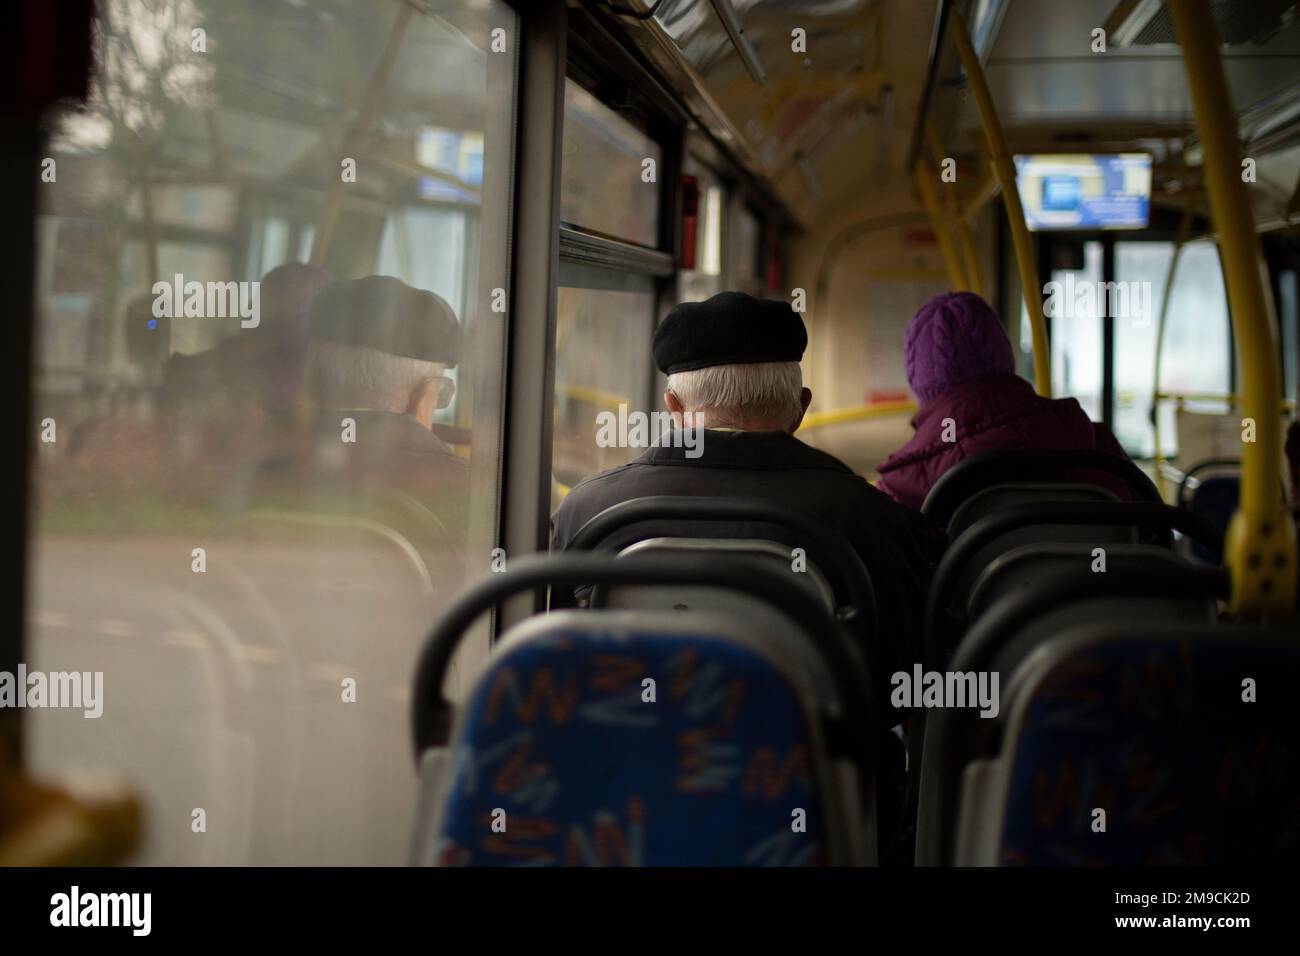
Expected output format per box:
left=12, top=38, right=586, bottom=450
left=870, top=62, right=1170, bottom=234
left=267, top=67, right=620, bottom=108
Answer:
left=1103, top=0, right=1299, bottom=47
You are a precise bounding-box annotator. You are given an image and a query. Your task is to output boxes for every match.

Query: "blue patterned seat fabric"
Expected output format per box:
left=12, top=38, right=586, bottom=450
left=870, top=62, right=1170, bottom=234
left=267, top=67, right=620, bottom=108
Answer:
left=432, top=626, right=830, bottom=866
left=998, top=639, right=1300, bottom=865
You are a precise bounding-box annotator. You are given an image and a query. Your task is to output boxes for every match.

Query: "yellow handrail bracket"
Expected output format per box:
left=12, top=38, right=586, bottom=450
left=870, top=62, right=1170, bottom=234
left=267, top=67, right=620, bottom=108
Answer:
left=913, top=158, right=969, bottom=293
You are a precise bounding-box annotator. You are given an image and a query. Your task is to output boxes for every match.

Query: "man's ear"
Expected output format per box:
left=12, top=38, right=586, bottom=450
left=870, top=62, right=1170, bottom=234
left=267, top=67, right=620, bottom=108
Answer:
left=408, top=375, right=454, bottom=429
left=789, top=387, right=813, bottom=433
left=665, top=390, right=685, bottom=425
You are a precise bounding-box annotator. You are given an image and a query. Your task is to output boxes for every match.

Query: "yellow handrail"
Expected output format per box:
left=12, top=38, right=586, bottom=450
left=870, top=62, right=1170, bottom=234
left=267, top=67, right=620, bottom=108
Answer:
left=949, top=11, right=1051, bottom=397
left=1155, top=390, right=1237, bottom=404
left=913, top=159, right=969, bottom=292
left=1153, top=391, right=1294, bottom=409
left=926, top=116, right=985, bottom=298
left=1169, top=0, right=1296, bottom=612
left=798, top=400, right=917, bottom=431
left=557, top=382, right=634, bottom=408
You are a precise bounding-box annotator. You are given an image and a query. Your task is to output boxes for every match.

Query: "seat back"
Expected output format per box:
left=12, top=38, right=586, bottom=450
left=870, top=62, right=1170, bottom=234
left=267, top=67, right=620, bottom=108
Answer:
left=915, top=562, right=1228, bottom=866
left=596, top=537, right=836, bottom=616
left=957, top=622, right=1300, bottom=865
left=562, top=496, right=877, bottom=632
left=410, top=553, right=883, bottom=867
left=946, top=483, right=1119, bottom=542
left=934, top=523, right=1137, bottom=653
left=418, top=610, right=860, bottom=866
left=921, top=501, right=1220, bottom=671
left=965, top=543, right=1193, bottom=632
left=921, top=449, right=1162, bottom=528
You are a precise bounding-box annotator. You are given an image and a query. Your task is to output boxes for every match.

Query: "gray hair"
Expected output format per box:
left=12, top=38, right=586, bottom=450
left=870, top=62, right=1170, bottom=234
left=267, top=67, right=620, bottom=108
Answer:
left=666, top=361, right=804, bottom=430
left=306, top=338, right=444, bottom=411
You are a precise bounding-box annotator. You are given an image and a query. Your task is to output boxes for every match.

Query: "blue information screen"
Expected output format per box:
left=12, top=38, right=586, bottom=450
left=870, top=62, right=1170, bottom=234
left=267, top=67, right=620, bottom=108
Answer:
left=1015, top=154, right=1151, bottom=230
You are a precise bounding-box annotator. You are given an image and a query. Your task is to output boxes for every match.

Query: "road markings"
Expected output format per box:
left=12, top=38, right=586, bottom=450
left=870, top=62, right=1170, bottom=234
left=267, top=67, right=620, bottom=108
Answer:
left=232, top=644, right=281, bottom=664
left=163, top=629, right=207, bottom=649
left=97, top=619, right=138, bottom=638
left=30, top=610, right=71, bottom=628
left=308, top=661, right=354, bottom=683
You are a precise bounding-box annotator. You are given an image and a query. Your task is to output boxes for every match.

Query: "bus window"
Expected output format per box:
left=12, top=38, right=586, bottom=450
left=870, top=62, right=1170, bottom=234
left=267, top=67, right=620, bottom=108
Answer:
left=28, top=0, right=517, bottom=865
left=1022, top=240, right=1105, bottom=421
left=560, top=81, right=661, bottom=247
left=553, top=268, right=657, bottom=495
left=1114, top=241, right=1231, bottom=457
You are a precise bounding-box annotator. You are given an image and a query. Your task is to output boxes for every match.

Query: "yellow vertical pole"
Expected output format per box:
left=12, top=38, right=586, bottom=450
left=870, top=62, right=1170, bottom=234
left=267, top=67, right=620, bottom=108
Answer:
left=914, top=158, right=969, bottom=291
left=950, top=11, right=1051, bottom=396
left=1168, top=0, right=1295, bottom=613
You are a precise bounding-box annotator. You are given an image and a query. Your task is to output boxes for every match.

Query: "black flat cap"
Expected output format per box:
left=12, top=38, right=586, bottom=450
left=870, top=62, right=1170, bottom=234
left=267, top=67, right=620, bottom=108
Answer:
left=654, top=291, right=806, bottom=374
left=309, top=276, right=462, bottom=368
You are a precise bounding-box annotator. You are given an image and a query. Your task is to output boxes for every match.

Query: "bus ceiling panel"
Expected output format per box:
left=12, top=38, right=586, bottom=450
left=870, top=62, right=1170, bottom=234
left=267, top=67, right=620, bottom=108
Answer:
left=939, top=0, right=1300, bottom=149
left=990, top=0, right=1300, bottom=60
left=590, top=0, right=941, bottom=225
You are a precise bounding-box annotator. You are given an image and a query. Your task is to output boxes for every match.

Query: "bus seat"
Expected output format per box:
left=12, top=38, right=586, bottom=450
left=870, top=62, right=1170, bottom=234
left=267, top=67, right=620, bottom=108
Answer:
left=595, top=537, right=836, bottom=615
left=416, top=610, right=863, bottom=866
left=923, top=501, right=1222, bottom=670
left=921, top=449, right=1162, bottom=529
left=946, top=483, right=1119, bottom=543
left=955, top=621, right=1300, bottom=865
left=410, top=554, right=883, bottom=867
left=915, top=564, right=1229, bottom=866
left=561, top=497, right=888, bottom=698
left=957, top=544, right=1195, bottom=659
left=562, top=496, right=878, bottom=633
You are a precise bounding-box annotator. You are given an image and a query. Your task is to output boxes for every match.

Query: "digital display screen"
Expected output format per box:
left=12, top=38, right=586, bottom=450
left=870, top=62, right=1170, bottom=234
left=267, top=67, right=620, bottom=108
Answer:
left=1015, top=153, right=1152, bottom=230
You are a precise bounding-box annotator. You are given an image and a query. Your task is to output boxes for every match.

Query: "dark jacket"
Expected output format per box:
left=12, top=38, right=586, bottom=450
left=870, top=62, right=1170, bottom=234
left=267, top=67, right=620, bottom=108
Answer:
left=244, top=409, right=471, bottom=557
left=551, top=429, right=938, bottom=678
left=876, top=374, right=1135, bottom=511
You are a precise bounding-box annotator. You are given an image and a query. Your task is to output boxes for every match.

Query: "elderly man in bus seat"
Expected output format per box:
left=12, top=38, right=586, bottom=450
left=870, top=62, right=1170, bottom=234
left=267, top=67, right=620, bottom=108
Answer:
left=551, top=290, right=937, bottom=680
left=875, top=291, right=1136, bottom=510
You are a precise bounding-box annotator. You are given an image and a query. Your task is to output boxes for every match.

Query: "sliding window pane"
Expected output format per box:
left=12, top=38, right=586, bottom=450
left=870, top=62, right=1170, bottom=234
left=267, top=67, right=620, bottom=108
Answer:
left=561, top=81, right=661, bottom=246
left=553, top=272, right=656, bottom=497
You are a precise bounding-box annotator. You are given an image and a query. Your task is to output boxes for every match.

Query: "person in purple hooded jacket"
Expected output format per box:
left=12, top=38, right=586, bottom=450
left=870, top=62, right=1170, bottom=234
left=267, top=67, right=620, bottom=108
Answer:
left=876, top=291, right=1134, bottom=511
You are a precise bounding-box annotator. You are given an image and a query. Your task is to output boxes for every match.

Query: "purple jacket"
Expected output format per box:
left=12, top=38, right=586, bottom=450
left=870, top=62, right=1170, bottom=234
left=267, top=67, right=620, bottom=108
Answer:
left=876, top=374, right=1134, bottom=511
